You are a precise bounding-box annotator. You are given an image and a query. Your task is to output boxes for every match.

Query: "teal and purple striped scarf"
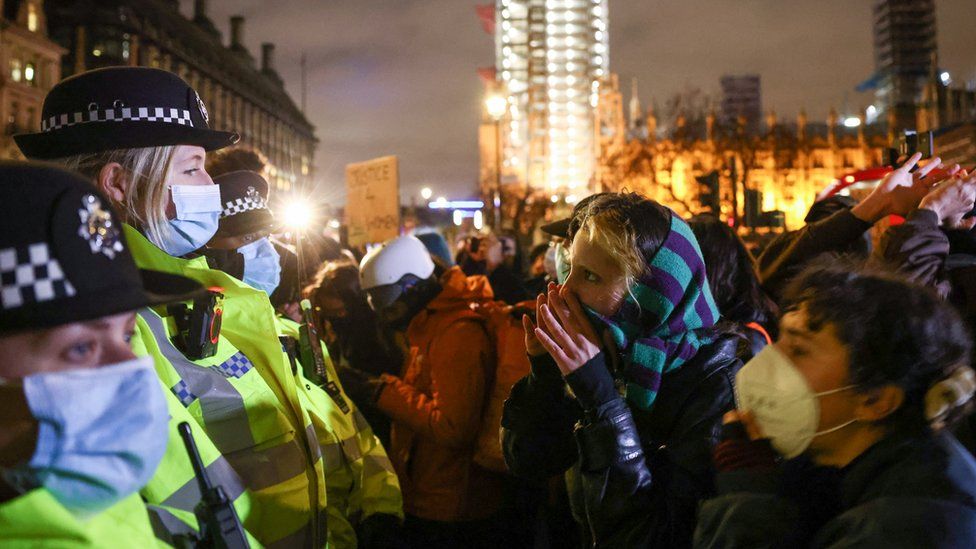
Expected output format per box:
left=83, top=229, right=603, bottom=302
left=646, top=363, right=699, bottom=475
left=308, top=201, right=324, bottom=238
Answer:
left=585, top=212, right=720, bottom=410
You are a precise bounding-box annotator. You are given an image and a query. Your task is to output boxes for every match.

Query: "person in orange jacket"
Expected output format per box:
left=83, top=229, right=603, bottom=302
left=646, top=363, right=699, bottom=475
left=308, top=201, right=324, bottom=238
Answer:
left=357, top=235, right=507, bottom=548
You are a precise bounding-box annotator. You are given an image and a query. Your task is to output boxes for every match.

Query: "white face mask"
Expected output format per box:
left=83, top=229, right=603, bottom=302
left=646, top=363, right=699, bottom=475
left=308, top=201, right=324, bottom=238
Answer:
left=735, top=345, right=858, bottom=458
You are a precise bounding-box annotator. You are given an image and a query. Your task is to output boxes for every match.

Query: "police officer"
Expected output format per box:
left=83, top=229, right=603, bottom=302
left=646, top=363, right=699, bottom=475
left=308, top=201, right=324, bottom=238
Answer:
left=0, top=163, right=203, bottom=545
left=209, top=169, right=405, bottom=549
left=16, top=66, right=329, bottom=547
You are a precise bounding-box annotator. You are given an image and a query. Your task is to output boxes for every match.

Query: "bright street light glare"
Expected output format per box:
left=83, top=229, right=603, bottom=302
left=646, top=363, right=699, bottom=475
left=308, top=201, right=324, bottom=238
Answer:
left=485, top=94, right=507, bottom=120
left=282, top=200, right=313, bottom=230
left=473, top=210, right=484, bottom=230
left=421, top=187, right=433, bottom=200
left=843, top=116, right=861, bottom=128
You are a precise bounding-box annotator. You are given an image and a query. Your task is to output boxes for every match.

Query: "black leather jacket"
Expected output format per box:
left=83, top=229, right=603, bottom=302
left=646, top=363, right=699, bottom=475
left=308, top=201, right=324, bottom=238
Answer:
left=501, top=333, right=741, bottom=548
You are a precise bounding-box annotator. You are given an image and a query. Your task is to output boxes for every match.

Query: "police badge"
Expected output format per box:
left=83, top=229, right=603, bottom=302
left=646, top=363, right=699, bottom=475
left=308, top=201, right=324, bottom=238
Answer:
left=78, top=194, right=124, bottom=259
left=195, top=90, right=209, bottom=125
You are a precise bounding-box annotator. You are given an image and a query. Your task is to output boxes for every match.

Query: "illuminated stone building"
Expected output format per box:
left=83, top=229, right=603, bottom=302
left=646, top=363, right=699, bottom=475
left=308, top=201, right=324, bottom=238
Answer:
left=595, top=75, right=891, bottom=230
left=0, top=0, right=65, bottom=159
left=42, top=0, right=316, bottom=193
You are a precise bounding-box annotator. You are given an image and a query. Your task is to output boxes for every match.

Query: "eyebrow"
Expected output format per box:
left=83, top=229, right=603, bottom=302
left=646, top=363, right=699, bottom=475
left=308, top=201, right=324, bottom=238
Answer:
left=782, top=326, right=809, bottom=338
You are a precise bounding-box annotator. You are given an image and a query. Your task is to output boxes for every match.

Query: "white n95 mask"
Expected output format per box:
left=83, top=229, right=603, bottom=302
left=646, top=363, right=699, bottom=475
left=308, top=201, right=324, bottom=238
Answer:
left=735, top=345, right=858, bottom=458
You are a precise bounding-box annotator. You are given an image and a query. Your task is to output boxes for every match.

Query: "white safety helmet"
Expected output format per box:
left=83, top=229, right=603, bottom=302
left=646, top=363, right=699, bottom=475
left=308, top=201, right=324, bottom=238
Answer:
left=359, top=235, right=436, bottom=310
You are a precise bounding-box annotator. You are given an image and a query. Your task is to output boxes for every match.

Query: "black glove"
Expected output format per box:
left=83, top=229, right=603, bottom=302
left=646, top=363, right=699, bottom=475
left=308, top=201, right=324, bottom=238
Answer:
left=357, top=513, right=406, bottom=549
left=336, top=363, right=386, bottom=406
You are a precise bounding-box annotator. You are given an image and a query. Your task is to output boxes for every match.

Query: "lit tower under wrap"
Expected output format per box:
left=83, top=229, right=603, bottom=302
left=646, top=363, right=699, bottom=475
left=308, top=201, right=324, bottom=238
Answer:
left=494, top=0, right=609, bottom=192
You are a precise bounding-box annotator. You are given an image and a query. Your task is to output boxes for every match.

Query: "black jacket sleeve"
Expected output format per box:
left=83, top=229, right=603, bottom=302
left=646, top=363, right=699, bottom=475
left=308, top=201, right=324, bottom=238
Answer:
left=564, top=353, right=737, bottom=547
left=501, top=353, right=581, bottom=480
left=874, top=208, right=953, bottom=299
left=757, top=209, right=872, bottom=302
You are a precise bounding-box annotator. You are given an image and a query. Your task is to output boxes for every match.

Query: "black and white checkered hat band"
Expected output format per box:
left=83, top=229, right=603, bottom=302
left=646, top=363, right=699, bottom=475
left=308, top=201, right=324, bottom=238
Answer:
left=41, top=107, right=194, bottom=132
left=0, top=243, right=76, bottom=309
left=222, top=197, right=267, bottom=218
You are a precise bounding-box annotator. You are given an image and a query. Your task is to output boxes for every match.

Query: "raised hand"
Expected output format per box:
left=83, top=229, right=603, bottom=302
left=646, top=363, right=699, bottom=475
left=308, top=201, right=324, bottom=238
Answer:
left=532, top=284, right=602, bottom=376
left=919, top=172, right=976, bottom=229
left=852, top=153, right=944, bottom=223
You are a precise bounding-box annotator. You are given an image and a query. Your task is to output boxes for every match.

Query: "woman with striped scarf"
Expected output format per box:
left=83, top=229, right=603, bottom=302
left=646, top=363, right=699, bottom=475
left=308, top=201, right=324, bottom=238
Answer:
left=501, top=192, right=742, bottom=548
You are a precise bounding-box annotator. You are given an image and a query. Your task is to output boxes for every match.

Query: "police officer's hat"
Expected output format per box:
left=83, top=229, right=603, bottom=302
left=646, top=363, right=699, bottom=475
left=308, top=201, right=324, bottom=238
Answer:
left=0, top=162, right=204, bottom=334
left=15, top=67, right=239, bottom=160
left=213, top=170, right=278, bottom=239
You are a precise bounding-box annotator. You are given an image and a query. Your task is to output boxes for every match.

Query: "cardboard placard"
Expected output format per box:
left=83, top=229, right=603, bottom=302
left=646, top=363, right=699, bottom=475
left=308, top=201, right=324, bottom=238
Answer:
left=345, top=156, right=400, bottom=247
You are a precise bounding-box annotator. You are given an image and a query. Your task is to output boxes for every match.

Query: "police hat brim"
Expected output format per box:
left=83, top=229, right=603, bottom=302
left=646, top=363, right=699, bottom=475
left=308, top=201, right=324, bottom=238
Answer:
left=214, top=209, right=280, bottom=240
left=540, top=217, right=571, bottom=238
left=0, top=269, right=205, bottom=336
left=14, top=122, right=240, bottom=160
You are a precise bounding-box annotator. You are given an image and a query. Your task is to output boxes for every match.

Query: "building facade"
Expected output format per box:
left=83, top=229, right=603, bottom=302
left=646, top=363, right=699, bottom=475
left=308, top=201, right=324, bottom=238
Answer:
left=595, top=75, right=890, bottom=230
left=0, top=0, right=65, bottom=159
left=871, top=0, right=937, bottom=132
left=42, top=0, right=316, bottom=193
left=720, top=74, right=761, bottom=136
left=485, top=0, right=609, bottom=193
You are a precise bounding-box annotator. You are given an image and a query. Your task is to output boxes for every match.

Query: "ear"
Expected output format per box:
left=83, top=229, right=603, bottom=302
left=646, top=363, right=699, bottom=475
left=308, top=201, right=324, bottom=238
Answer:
left=856, top=385, right=905, bottom=422
left=97, top=162, right=128, bottom=205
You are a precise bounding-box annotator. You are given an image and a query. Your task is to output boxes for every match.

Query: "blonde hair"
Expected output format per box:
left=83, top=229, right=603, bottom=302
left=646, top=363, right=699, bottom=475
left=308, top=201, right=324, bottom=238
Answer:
left=577, top=210, right=644, bottom=289
left=51, top=146, right=177, bottom=245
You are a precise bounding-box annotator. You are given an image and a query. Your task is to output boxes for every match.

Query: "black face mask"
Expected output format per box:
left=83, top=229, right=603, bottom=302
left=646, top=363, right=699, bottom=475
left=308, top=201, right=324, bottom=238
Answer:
left=377, top=278, right=442, bottom=331
left=325, top=315, right=354, bottom=337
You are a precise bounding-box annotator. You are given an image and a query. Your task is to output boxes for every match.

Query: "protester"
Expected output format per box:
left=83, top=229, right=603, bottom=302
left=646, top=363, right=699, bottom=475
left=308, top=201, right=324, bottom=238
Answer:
left=695, top=262, right=976, bottom=547
left=875, top=168, right=976, bottom=323
left=458, top=234, right=529, bottom=304
left=757, top=152, right=948, bottom=302
left=690, top=213, right=778, bottom=358
left=524, top=242, right=552, bottom=297
left=208, top=170, right=405, bottom=549
left=17, top=66, right=329, bottom=546
left=358, top=235, right=506, bottom=547
left=0, top=164, right=209, bottom=545
left=304, top=260, right=403, bottom=447
left=502, top=192, right=742, bottom=546
left=416, top=231, right=455, bottom=267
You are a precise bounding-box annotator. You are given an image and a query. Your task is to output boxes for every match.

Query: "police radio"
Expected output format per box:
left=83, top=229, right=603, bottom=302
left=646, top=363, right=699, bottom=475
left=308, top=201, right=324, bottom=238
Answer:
left=169, top=287, right=224, bottom=360
left=298, top=299, right=350, bottom=414
left=173, top=422, right=250, bottom=549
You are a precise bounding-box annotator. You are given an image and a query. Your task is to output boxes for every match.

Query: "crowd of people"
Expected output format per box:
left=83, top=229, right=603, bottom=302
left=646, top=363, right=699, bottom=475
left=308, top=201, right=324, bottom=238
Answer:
left=2, top=65, right=976, bottom=549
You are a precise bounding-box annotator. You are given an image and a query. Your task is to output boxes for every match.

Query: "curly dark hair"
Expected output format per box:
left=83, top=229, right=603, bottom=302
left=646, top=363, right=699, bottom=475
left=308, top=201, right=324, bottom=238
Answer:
left=783, top=260, right=973, bottom=432
left=205, top=146, right=268, bottom=178
left=689, top=214, right=778, bottom=333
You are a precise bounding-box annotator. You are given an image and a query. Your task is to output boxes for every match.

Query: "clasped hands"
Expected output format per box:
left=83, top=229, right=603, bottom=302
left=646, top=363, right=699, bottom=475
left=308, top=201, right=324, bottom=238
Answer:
left=522, top=282, right=603, bottom=376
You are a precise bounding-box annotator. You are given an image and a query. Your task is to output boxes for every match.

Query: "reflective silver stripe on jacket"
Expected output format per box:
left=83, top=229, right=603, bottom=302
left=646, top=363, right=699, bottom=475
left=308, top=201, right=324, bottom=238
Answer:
left=139, top=309, right=256, bottom=452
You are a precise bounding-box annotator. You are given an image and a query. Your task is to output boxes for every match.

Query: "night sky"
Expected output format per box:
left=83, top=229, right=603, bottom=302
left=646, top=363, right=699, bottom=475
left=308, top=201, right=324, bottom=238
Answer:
left=180, top=0, right=976, bottom=205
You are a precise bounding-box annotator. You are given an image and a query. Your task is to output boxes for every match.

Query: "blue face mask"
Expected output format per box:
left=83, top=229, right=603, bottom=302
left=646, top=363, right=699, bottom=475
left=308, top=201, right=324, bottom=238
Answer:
left=149, top=184, right=221, bottom=257
left=2, top=356, right=169, bottom=517
left=239, top=237, right=281, bottom=296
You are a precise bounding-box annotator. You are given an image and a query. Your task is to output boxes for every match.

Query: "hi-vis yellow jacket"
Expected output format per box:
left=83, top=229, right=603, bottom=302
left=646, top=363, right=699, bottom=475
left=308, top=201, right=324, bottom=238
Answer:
left=278, top=318, right=404, bottom=548
left=126, top=225, right=327, bottom=548
left=0, top=490, right=162, bottom=548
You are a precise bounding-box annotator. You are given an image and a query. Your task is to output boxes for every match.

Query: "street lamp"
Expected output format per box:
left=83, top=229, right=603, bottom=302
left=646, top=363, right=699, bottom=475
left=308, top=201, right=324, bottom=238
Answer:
left=420, top=187, right=433, bottom=201
left=485, top=93, right=507, bottom=229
